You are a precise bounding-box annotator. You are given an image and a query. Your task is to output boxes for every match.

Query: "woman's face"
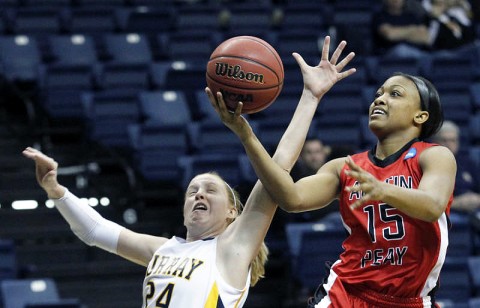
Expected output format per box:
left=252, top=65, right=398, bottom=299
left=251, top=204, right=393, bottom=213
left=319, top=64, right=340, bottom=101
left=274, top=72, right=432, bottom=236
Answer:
left=183, top=174, right=236, bottom=240
left=369, top=75, right=425, bottom=138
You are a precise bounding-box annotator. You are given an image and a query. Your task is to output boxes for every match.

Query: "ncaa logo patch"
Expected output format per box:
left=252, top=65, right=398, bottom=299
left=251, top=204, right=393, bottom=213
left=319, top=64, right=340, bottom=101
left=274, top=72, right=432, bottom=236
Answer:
left=404, top=148, right=417, bottom=160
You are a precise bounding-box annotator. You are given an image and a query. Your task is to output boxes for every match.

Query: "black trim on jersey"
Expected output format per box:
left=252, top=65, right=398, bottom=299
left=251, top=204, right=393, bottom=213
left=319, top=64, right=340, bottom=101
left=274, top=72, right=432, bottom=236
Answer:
left=202, top=237, right=215, bottom=241
left=216, top=296, right=225, bottom=308
left=368, top=138, right=420, bottom=168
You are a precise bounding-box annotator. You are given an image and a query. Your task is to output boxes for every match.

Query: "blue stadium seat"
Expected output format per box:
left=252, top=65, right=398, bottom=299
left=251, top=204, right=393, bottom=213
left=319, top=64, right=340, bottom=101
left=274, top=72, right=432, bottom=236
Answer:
left=469, top=146, right=480, bottom=169
left=226, top=7, right=273, bottom=33
left=138, top=90, right=191, bottom=125
left=365, top=56, right=422, bottom=85
left=238, top=153, right=256, bottom=185
left=163, top=31, right=220, bottom=63
left=187, top=120, right=252, bottom=156
left=179, top=153, right=243, bottom=189
left=422, top=54, right=475, bottom=92
left=65, top=7, right=120, bottom=34
left=0, top=239, right=16, bottom=281
left=96, top=62, right=150, bottom=90
left=448, top=212, right=474, bottom=257
left=359, top=115, right=376, bottom=149
left=39, top=64, right=95, bottom=90
left=0, top=35, right=42, bottom=82
left=333, top=0, right=380, bottom=11
left=104, top=33, right=153, bottom=65
left=38, top=59, right=95, bottom=119
left=9, top=7, right=63, bottom=35
left=469, top=114, right=480, bottom=144
left=317, top=89, right=366, bottom=126
left=124, top=6, right=175, bottom=35
left=175, top=6, right=221, bottom=33
left=469, top=297, right=480, bottom=308
left=75, top=0, right=125, bottom=6
left=164, top=62, right=207, bottom=110
left=23, top=0, right=70, bottom=6
left=468, top=256, right=480, bottom=296
left=194, top=89, right=223, bottom=123
left=285, top=222, right=346, bottom=291
left=314, top=123, right=362, bottom=150
left=97, top=33, right=152, bottom=89
left=256, top=91, right=301, bottom=120
left=280, top=4, right=329, bottom=32
left=81, top=89, right=141, bottom=148
left=436, top=256, right=472, bottom=302
left=128, top=122, right=188, bottom=183
left=470, top=82, right=480, bottom=112
left=1, top=278, right=81, bottom=308
left=256, top=118, right=289, bottom=155
left=48, top=34, right=98, bottom=66
left=438, top=90, right=473, bottom=127
left=333, top=9, right=373, bottom=56
left=276, top=31, right=323, bottom=64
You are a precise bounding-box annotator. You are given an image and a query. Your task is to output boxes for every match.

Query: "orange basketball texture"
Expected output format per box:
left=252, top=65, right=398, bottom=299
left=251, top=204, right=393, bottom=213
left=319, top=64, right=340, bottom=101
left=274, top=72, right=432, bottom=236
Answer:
left=206, top=36, right=284, bottom=114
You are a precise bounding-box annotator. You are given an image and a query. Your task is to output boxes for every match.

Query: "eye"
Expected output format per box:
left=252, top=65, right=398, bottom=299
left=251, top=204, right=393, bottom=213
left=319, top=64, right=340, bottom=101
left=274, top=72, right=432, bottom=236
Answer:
left=391, top=90, right=401, bottom=97
left=374, top=91, right=382, bottom=98
left=186, top=189, right=197, bottom=196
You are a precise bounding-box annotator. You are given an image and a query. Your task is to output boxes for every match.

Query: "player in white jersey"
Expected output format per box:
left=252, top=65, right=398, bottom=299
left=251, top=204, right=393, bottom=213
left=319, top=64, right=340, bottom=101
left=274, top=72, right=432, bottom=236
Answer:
left=23, top=36, right=356, bottom=307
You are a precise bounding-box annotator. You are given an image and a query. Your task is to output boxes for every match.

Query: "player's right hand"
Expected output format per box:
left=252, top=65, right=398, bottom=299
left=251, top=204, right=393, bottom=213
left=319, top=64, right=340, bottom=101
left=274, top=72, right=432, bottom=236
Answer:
left=23, top=147, right=65, bottom=199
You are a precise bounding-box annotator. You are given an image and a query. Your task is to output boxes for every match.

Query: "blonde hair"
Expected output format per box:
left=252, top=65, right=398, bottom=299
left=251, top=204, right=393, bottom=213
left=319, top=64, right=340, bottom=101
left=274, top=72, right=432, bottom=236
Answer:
left=217, top=173, right=270, bottom=287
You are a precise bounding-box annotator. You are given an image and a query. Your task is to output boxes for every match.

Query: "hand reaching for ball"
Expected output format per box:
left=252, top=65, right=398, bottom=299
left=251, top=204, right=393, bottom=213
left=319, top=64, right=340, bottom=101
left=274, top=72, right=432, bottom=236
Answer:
left=205, top=88, right=253, bottom=142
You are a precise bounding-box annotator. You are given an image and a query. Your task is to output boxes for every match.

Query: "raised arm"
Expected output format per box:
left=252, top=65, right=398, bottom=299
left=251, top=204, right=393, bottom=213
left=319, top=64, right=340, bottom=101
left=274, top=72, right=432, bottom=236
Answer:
left=22, top=147, right=166, bottom=267
left=216, top=37, right=356, bottom=214
left=214, top=37, right=356, bottom=289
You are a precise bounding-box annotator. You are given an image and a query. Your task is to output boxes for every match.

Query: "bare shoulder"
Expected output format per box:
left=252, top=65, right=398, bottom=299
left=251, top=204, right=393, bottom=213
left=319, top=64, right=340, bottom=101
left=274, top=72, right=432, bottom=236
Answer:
left=420, top=145, right=456, bottom=167
left=319, top=156, right=348, bottom=175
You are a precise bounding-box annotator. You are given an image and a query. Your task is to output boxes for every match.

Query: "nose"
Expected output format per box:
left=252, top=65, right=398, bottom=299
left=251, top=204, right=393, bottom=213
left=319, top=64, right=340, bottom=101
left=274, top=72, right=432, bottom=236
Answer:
left=372, top=94, right=386, bottom=107
left=195, top=189, right=205, bottom=200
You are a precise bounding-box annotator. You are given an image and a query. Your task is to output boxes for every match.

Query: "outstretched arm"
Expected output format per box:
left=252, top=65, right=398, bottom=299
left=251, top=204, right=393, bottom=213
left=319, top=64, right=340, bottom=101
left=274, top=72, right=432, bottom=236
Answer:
left=215, top=36, right=356, bottom=289
left=216, top=37, right=356, bottom=214
left=22, top=148, right=166, bottom=267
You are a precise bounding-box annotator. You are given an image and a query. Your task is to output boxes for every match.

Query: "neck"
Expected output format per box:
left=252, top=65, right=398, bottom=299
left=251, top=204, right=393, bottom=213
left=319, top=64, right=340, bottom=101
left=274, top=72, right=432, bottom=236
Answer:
left=375, top=136, right=418, bottom=159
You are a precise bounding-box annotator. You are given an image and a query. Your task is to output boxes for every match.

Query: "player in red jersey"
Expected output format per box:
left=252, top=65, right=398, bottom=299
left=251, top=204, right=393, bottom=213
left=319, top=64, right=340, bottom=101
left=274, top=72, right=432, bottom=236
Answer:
left=211, top=46, right=455, bottom=306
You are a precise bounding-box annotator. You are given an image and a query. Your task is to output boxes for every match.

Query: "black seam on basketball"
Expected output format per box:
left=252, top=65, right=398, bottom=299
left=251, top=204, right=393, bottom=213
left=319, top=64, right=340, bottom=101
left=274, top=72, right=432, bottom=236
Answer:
left=233, top=36, right=283, bottom=72
left=206, top=73, right=282, bottom=90
left=208, top=55, right=282, bottom=83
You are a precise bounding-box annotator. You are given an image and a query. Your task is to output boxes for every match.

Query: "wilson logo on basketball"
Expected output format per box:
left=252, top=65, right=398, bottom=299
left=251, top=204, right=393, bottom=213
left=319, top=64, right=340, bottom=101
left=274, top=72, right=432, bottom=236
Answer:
left=214, top=62, right=265, bottom=84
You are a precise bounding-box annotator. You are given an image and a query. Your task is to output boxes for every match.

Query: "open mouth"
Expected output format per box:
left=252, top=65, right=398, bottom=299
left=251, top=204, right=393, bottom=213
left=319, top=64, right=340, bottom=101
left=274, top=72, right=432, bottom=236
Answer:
left=193, top=203, right=207, bottom=212
left=371, top=108, right=386, bottom=116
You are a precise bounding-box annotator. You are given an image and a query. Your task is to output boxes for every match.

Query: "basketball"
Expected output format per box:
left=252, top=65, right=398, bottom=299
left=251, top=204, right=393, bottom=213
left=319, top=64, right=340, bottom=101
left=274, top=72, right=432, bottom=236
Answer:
left=206, top=36, right=284, bottom=114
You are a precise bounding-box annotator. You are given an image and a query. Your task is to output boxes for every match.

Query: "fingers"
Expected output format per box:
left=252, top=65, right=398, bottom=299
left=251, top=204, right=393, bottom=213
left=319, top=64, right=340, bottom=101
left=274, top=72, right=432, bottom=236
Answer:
left=321, top=35, right=331, bottom=62
left=336, top=51, right=356, bottom=73
left=234, top=102, right=243, bottom=117
left=292, top=52, right=308, bottom=70
left=329, top=40, right=346, bottom=65
left=345, top=155, right=362, bottom=172
left=337, top=68, right=357, bottom=82
left=23, top=147, right=58, bottom=169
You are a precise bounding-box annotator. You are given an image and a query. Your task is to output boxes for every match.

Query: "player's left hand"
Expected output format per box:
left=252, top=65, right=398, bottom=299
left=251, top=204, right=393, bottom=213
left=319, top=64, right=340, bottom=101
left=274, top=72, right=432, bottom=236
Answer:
left=344, top=156, right=386, bottom=209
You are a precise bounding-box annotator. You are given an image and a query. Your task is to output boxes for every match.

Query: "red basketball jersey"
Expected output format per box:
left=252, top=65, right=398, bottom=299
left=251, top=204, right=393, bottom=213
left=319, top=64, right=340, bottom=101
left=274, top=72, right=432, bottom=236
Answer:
left=333, top=140, right=452, bottom=298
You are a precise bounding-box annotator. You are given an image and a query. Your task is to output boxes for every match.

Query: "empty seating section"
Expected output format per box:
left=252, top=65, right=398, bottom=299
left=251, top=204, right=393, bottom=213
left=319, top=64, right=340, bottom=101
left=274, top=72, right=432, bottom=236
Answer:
left=0, top=1, right=479, bottom=307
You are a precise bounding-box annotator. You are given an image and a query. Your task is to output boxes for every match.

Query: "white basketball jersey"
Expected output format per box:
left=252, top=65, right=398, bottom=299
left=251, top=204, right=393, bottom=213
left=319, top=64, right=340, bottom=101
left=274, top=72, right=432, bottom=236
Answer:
left=142, top=236, right=250, bottom=308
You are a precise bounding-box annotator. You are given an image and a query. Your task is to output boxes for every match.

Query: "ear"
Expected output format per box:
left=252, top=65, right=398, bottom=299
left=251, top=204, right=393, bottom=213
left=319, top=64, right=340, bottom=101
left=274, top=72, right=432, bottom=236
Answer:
left=227, top=206, right=238, bottom=219
left=414, top=111, right=429, bottom=125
